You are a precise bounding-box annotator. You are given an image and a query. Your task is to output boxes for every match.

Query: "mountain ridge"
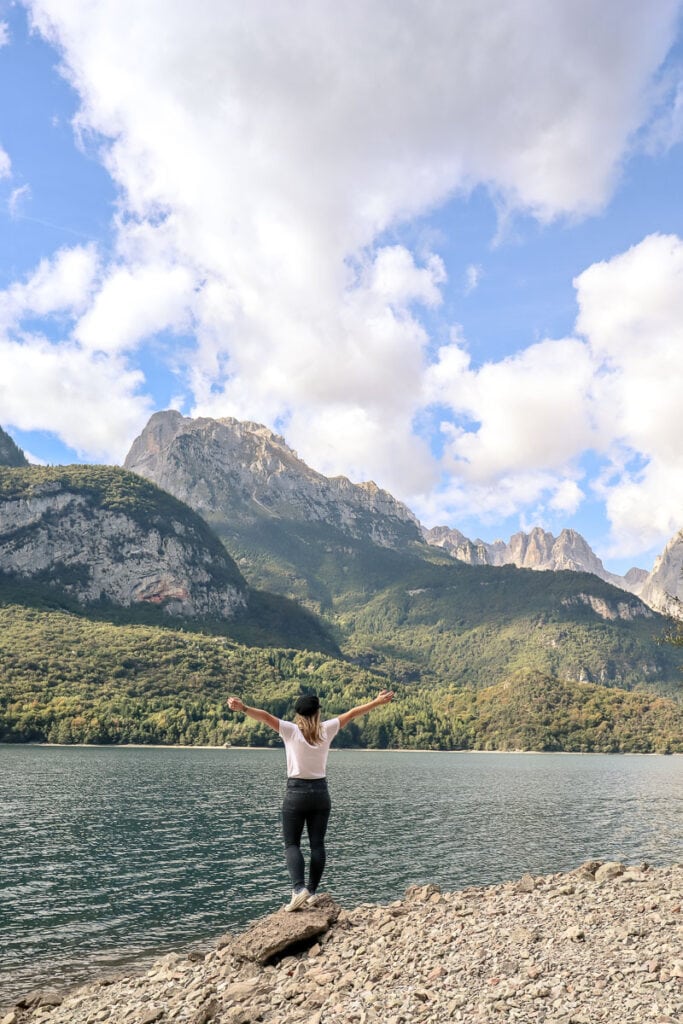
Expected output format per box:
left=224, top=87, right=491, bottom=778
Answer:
left=424, top=524, right=646, bottom=592
left=121, top=412, right=683, bottom=695
left=124, top=410, right=421, bottom=548
left=126, top=411, right=682, bottom=620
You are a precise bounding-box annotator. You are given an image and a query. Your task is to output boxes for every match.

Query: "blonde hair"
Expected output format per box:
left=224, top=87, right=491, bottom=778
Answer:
left=295, top=710, right=323, bottom=746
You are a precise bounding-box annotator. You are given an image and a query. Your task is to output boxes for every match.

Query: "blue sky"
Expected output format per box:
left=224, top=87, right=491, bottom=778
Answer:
left=1, top=1, right=683, bottom=575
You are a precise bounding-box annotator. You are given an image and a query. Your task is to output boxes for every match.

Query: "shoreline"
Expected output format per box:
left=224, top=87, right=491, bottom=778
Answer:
left=5, top=861, right=682, bottom=1024
left=3, top=741, right=680, bottom=757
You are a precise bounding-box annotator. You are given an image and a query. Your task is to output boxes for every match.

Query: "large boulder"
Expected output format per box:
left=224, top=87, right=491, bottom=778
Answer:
left=231, top=895, right=340, bottom=964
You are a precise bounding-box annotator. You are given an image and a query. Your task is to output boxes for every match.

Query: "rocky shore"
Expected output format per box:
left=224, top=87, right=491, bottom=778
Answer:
left=5, top=862, right=681, bottom=1024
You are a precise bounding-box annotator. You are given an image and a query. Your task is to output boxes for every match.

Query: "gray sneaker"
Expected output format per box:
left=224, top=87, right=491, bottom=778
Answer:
left=284, top=888, right=310, bottom=912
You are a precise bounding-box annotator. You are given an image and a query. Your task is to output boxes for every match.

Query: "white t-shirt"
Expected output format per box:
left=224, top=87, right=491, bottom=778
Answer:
left=278, top=718, right=341, bottom=779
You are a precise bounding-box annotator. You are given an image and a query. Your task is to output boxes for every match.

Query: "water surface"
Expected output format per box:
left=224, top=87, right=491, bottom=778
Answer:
left=1, top=745, right=681, bottom=1006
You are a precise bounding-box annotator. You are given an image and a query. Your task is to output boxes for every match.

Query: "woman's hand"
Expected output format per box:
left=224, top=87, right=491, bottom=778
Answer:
left=375, top=689, right=395, bottom=705
left=228, top=696, right=246, bottom=713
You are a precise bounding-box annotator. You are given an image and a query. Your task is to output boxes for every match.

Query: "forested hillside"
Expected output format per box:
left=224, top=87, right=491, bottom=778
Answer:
left=1, top=603, right=681, bottom=752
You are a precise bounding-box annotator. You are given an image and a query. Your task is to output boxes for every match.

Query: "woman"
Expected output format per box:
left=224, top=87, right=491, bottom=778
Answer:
left=227, top=689, right=394, bottom=911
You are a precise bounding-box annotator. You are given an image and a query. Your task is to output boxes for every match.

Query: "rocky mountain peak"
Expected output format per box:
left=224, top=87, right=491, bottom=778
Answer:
left=424, top=523, right=651, bottom=598
left=124, top=412, right=421, bottom=547
left=638, top=530, right=683, bottom=618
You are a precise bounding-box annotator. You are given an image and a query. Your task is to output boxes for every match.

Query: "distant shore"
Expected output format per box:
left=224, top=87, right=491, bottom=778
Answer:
left=5, top=741, right=679, bottom=756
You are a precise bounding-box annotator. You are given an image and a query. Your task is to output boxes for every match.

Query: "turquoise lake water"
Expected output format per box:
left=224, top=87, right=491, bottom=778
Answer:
left=1, top=744, right=681, bottom=1007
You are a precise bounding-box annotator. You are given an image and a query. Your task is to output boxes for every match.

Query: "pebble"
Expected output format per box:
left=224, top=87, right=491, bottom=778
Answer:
left=4, top=862, right=682, bottom=1024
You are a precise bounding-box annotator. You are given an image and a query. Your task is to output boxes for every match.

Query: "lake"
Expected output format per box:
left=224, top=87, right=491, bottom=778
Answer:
left=1, top=744, right=681, bottom=1007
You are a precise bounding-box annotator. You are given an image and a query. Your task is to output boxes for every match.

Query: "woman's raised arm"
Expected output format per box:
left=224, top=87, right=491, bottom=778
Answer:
left=338, top=689, right=394, bottom=730
left=227, top=696, right=280, bottom=732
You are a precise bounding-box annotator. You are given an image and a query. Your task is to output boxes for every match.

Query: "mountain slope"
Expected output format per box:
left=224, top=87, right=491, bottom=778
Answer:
left=341, top=561, right=683, bottom=694
left=0, top=465, right=246, bottom=618
left=0, top=426, right=28, bottom=467
left=124, top=410, right=435, bottom=610
left=0, top=604, right=680, bottom=752
left=125, top=410, right=420, bottom=543
left=122, top=413, right=683, bottom=696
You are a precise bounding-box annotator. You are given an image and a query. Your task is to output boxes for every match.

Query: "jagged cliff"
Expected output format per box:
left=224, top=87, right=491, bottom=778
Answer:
left=0, top=426, right=29, bottom=468
left=0, top=466, right=247, bottom=618
left=425, top=525, right=646, bottom=593
left=425, top=524, right=683, bottom=621
left=638, top=530, right=683, bottom=618
left=124, top=411, right=421, bottom=548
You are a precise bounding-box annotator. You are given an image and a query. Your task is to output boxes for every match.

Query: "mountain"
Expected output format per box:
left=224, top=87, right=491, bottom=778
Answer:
left=123, top=412, right=683, bottom=696
left=125, top=410, right=420, bottom=546
left=124, top=410, right=429, bottom=610
left=639, top=531, right=683, bottom=618
left=424, top=524, right=646, bottom=594
left=0, top=465, right=246, bottom=618
left=0, top=415, right=680, bottom=753
left=0, top=426, right=28, bottom=467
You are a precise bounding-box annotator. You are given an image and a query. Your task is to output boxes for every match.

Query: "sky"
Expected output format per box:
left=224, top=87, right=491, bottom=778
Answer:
left=1, top=1, right=683, bottom=575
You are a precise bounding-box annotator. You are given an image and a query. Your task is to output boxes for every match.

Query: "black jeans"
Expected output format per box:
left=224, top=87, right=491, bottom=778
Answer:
left=282, top=778, right=331, bottom=893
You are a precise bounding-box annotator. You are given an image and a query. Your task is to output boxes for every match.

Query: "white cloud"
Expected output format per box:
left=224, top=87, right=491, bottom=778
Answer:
left=0, top=146, right=11, bottom=179
left=3, top=1, right=679, bottom=558
left=418, top=233, right=683, bottom=551
left=575, top=233, right=683, bottom=553
left=0, top=244, right=99, bottom=328
left=548, top=479, right=584, bottom=516
left=8, top=184, right=30, bottom=217
left=0, top=244, right=162, bottom=461
left=0, top=335, right=152, bottom=461
left=424, top=336, right=596, bottom=480
left=22, top=0, right=679, bottom=477
left=0, top=22, right=9, bottom=48
left=75, top=262, right=196, bottom=353
left=415, top=469, right=584, bottom=530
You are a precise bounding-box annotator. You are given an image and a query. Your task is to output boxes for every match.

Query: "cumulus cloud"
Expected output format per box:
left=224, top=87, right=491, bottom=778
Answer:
left=0, top=244, right=157, bottom=460
left=416, top=233, right=683, bottom=554
left=75, top=262, right=196, bottom=353
left=424, top=336, right=596, bottom=480
left=575, top=233, right=683, bottom=552
left=4, top=1, right=681, bottom=555
left=464, top=264, right=482, bottom=295
left=0, top=335, right=152, bottom=461
left=0, top=21, right=9, bottom=47
left=0, top=244, right=99, bottom=327
left=22, top=1, right=679, bottom=477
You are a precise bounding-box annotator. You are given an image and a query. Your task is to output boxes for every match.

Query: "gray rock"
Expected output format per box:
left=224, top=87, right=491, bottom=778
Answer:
left=595, top=862, right=625, bottom=883
left=404, top=884, right=441, bottom=902
left=138, top=1010, right=163, bottom=1024
left=15, top=990, right=63, bottom=1009
left=188, top=998, right=219, bottom=1024
left=231, top=896, right=340, bottom=964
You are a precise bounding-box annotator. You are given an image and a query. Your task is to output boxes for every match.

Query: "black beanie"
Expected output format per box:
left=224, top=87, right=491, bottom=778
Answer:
left=294, top=693, right=320, bottom=717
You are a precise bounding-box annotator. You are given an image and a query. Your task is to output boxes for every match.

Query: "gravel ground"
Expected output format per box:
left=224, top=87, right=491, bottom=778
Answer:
left=6, top=861, right=682, bottom=1024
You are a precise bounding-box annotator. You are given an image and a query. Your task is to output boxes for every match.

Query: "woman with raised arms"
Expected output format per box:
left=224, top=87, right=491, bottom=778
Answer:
left=227, top=689, right=395, bottom=911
